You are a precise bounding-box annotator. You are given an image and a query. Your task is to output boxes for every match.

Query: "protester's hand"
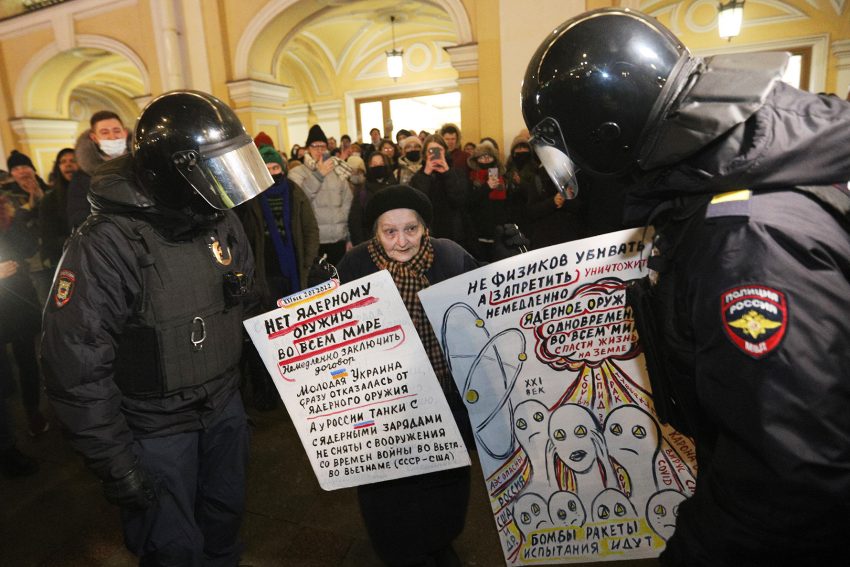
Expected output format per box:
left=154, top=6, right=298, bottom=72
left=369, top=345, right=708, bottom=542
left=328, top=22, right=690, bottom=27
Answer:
left=512, top=172, right=521, bottom=184
left=102, top=465, right=156, bottom=510
left=425, top=157, right=448, bottom=174
left=553, top=193, right=565, bottom=208
left=317, top=156, right=335, bottom=177
left=491, top=224, right=530, bottom=260
left=345, top=241, right=353, bottom=252
left=487, top=177, right=500, bottom=190
left=0, top=260, right=18, bottom=279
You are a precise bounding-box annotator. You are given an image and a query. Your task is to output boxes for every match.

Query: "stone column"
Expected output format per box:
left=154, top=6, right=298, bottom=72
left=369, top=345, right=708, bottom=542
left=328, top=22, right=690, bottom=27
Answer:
left=832, top=39, right=850, bottom=100
left=227, top=79, right=292, bottom=149
left=444, top=43, right=480, bottom=143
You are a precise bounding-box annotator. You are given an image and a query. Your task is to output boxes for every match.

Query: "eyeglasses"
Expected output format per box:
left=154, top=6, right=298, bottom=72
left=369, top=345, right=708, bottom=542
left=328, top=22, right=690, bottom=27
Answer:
left=309, top=143, right=327, bottom=150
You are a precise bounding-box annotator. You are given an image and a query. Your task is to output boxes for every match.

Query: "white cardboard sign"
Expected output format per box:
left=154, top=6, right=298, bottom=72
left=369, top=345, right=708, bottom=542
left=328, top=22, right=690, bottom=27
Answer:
left=244, top=270, right=470, bottom=490
left=419, top=229, right=697, bottom=564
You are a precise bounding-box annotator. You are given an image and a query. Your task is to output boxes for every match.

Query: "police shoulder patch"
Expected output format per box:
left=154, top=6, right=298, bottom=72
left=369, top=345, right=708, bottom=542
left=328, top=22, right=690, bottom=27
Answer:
left=721, top=284, right=787, bottom=358
left=54, top=269, right=76, bottom=308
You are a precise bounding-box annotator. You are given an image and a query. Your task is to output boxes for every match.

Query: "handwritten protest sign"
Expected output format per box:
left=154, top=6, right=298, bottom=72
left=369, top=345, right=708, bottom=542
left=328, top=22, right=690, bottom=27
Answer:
left=244, top=270, right=470, bottom=490
left=419, top=228, right=697, bottom=564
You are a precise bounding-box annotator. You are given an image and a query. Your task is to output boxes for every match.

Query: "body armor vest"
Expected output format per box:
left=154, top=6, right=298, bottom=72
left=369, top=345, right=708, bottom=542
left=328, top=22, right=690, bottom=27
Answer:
left=95, top=212, right=245, bottom=397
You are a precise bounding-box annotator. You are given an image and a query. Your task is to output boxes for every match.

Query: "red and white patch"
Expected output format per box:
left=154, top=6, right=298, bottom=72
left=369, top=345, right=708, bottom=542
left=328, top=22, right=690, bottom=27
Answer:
left=54, top=269, right=76, bottom=308
left=721, top=285, right=787, bottom=359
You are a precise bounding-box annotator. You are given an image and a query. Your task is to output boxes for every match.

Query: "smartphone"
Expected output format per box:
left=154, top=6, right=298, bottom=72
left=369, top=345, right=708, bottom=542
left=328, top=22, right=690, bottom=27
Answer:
left=321, top=151, right=330, bottom=161
left=427, top=147, right=441, bottom=161
left=488, top=167, right=499, bottom=179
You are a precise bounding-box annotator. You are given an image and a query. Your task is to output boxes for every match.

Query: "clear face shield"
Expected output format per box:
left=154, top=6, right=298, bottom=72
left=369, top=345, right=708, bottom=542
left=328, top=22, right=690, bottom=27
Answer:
left=174, top=134, right=274, bottom=210
left=529, top=117, right=579, bottom=199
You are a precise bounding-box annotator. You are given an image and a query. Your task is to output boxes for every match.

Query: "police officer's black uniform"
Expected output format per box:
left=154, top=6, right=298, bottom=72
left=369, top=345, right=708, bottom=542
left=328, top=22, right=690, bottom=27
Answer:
left=42, top=91, right=272, bottom=566
left=522, top=9, right=850, bottom=565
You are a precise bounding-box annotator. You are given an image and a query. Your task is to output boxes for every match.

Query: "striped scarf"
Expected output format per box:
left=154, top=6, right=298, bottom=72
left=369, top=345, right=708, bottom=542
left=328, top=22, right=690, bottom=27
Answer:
left=367, top=233, right=452, bottom=393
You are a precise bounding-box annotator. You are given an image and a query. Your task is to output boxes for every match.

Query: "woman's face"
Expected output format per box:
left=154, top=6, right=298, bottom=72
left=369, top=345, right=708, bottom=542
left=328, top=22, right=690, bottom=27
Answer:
left=368, top=154, right=385, bottom=170
left=375, top=208, right=424, bottom=263
left=59, top=152, right=78, bottom=181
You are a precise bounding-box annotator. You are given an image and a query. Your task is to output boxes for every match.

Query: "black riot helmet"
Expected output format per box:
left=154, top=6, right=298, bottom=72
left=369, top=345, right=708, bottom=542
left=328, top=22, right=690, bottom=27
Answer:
left=133, top=90, right=273, bottom=210
left=521, top=9, right=690, bottom=196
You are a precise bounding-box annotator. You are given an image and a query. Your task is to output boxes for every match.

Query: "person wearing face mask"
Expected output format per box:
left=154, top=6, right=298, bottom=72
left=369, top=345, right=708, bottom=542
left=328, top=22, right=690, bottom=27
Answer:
left=396, top=136, right=423, bottom=185
left=467, top=141, right=511, bottom=261
left=348, top=152, right=395, bottom=245
left=504, top=136, right=537, bottom=237
left=67, top=110, right=131, bottom=230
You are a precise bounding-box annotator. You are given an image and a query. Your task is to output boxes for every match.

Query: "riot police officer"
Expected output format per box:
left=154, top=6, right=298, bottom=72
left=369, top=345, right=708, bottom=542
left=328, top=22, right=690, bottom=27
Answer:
left=42, top=90, right=272, bottom=565
left=522, top=9, right=850, bottom=566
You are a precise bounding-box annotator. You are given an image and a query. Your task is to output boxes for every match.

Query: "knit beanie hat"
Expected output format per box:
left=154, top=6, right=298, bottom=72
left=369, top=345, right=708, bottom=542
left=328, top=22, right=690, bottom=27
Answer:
left=253, top=131, right=275, bottom=148
left=259, top=144, right=284, bottom=168
left=365, top=184, right=433, bottom=230
left=305, top=124, right=328, bottom=147
left=7, top=150, right=34, bottom=170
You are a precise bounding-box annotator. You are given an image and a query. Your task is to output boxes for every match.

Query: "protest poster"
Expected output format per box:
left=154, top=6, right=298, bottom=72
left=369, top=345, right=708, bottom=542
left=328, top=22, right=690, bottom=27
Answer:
left=244, top=270, right=470, bottom=491
left=419, top=228, right=697, bottom=564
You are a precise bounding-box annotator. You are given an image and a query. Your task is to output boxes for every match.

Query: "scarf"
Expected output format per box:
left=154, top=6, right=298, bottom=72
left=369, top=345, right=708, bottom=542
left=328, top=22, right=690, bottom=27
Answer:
left=259, top=179, right=300, bottom=293
left=368, top=233, right=452, bottom=394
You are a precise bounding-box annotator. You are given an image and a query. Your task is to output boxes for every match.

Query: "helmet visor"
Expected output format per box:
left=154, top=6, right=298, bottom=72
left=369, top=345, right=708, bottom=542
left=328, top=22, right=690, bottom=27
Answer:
left=529, top=117, right=579, bottom=199
left=180, top=136, right=274, bottom=209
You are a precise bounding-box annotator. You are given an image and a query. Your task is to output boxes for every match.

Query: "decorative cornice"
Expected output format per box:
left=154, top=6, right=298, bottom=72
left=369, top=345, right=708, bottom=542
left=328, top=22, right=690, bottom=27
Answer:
left=444, top=42, right=478, bottom=74
left=227, top=79, right=292, bottom=108
left=9, top=117, right=78, bottom=141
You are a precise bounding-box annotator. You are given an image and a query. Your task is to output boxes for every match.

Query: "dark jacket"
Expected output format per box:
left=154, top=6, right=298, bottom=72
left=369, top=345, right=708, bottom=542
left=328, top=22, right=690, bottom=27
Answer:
left=39, top=176, right=72, bottom=267
left=410, top=168, right=476, bottom=255
left=42, top=154, right=255, bottom=481
left=66, top=129, right=131, bottom=230
left=348, top=178, right=393, bottom=245
left=525, top=167, right=585, bottom=248
left=632, top=81, right=850, bottom=565
left=0, top=196, right=40, bottom=343
left=235, top=179, right=319, bottom=301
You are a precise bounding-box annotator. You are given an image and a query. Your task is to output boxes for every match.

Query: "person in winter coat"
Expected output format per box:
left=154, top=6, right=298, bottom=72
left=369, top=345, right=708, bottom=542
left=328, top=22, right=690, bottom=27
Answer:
left=42, top=91, right=267, bottom=565
left=66, top=110, right=131, bottom=230
left=348, top=152, right=396, bottom=245
left=467, top=141, right=510, bottom=260
left=337, top=185, right=477, bottom=567
left=410, top=133, right=477, bottom=257
left=39, top=148, right=77, bottom=268
left=396, top=135, right=423, bottom=186
left=287, top=124, right=353, bottom=265
left=522, top=8, right=850, bottom=566
left=503, top=136, right=535, bottom=236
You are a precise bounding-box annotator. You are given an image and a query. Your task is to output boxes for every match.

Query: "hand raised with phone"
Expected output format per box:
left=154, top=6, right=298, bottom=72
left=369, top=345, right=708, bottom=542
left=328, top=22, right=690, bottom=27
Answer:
left=424, top=145, right=448, bottom=174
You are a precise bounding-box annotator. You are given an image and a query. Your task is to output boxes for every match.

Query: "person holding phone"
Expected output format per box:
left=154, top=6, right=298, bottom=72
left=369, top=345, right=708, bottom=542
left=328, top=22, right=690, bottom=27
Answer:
left=410, top=133, right=477, bottom=257
left=467, top=141, right=512, bottom=261
left=287, top=124, right=354, bottom=265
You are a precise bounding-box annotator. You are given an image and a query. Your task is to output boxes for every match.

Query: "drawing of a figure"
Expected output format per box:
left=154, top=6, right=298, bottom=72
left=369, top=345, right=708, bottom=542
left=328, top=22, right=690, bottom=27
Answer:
left=511, top=492, right=550, bottom=540
left=603, top=404, right=662, bottom=513
left=549, top=403, right=615, bottom=510
left=591, top=488, right=638, bottom=523
left=548, top=491, right=586, bottom=527
left=646, top=489, right=687, bottom=541
left=513, top=399, right=556, bottom=496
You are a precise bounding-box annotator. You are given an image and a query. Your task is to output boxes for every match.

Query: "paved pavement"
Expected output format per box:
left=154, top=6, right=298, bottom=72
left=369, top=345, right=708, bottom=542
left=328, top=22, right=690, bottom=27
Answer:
left=1, top=385, right=660, bottom=567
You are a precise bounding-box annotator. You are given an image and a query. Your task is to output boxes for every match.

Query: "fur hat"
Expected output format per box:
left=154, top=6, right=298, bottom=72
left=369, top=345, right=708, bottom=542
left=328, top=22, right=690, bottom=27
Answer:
left=7, top=150, right=34, bottom=170
left=510, top=134, right=532, bottom=155
left=467, top=140, right=500, bottom=170
left=365, top=184, right=433, bottom=230
left=305, top=124, right=328, bottom=147
left=253, top=131, right=275, bottom=148
left=259, top=144, right=284, bottom=168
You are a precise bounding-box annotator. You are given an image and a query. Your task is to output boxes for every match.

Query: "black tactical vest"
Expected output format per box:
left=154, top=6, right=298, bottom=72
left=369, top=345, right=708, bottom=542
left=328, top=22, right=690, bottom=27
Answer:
left=95, top=212, right=245, bottom=397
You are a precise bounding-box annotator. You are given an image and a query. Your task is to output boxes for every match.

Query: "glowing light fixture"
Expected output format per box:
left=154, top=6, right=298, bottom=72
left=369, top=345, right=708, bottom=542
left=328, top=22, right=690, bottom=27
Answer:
left=717, top=0, right=745, bottom=40
left=386, top=15, right=403, bottom=80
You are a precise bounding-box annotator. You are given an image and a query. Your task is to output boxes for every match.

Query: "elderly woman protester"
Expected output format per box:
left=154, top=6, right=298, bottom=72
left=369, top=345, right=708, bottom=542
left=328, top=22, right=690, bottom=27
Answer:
left=337, top=184, right=477, bottom=567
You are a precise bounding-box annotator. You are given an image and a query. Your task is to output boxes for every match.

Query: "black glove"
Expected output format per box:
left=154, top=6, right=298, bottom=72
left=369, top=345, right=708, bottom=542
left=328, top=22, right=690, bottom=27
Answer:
left=491, top=224, right=530, bottom=260
left=102, top=465, right=156, bottom=510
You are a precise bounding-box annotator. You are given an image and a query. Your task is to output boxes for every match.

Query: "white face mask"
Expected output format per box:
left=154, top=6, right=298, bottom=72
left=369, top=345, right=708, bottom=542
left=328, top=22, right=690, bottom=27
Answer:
left=99, top=138, right=126, bottom=158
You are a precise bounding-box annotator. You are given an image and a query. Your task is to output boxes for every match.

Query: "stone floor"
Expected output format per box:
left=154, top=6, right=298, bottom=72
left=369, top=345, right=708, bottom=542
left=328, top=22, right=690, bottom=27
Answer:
left=1, top=385, right=661, bottom=567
